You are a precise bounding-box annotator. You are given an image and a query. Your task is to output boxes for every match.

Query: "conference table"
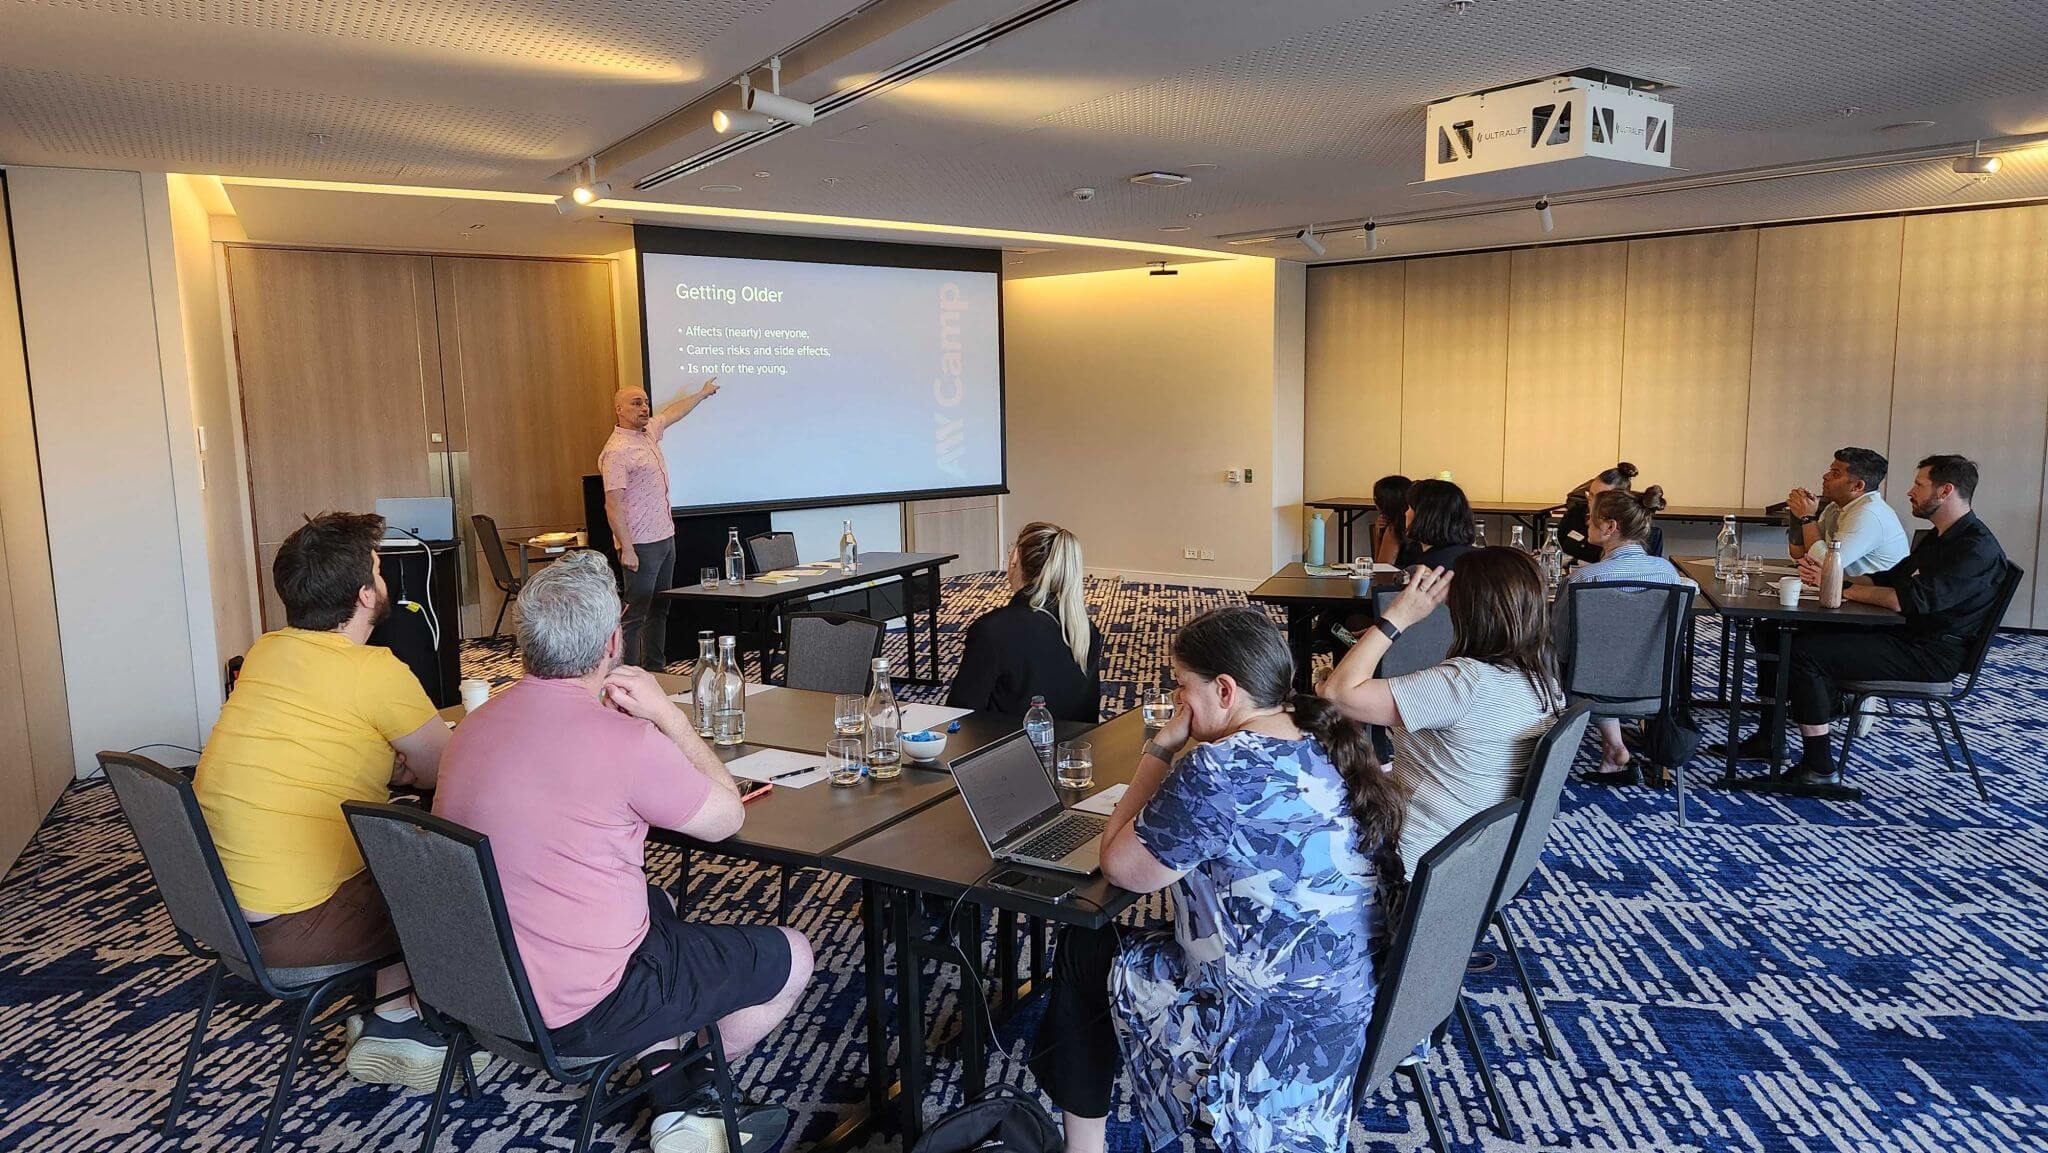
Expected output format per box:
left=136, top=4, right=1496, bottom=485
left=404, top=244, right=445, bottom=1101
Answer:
left=655, top=551, right=957, bottom=684
left=1675, top=557, right=1903, bottom=800
left=1309, top=496, right=1785, bottom=559
left=440, top=673, right=1129, bottom=1148
left=1247, top=563, right=1407, bottom=691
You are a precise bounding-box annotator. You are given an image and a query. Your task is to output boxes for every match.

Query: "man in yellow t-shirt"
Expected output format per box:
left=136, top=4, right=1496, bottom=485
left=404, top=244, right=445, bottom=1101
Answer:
left=194, top=511, right=456, bottom=1091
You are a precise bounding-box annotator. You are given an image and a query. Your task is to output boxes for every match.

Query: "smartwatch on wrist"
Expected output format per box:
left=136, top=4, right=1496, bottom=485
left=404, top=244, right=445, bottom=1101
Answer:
left=1373, top=618, right=1404, bottom=642
left=1142, top=739, right=1178, bottom=763
left=1798, top=514, right=1819, bottom=525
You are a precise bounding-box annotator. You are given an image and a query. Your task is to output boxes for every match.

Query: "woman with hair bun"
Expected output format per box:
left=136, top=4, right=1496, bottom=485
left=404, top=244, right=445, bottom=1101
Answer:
left=947, top=521, right=1104, bottom=721
left=1555, top=461, right=1639, bottom=565
left=1554, top=484, right=1696, bottom=783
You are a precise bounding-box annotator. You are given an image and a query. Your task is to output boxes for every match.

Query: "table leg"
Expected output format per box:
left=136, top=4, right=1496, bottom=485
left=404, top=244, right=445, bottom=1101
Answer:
left=1286, top=605, right=1315, bottom=694
left=1718, top=618, right=1749, bottom=787
left=995, top=909, right=1019, bottom=1008
left=926, top=565, right=942, bottom=681
left=861, top=882, right=890, bottom=1113
left=890, top=890, right=926, bottom=1143
left=1031, top=917, right=1049, bottom=986
left=953, top=903, right=988, bottom=1102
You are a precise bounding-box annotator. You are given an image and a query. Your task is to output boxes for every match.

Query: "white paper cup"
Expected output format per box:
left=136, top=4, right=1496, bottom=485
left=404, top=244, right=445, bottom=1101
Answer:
left=1777, top=576, right=1802, bottom=607
left=460, top=679, right=491, bottom=712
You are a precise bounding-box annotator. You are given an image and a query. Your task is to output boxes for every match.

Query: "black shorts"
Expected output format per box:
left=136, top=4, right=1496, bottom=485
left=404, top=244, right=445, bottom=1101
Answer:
left=550, top=885, right=793, bottom=1059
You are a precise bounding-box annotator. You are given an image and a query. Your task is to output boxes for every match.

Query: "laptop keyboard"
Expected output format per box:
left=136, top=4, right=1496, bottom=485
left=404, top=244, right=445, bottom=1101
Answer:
left=1011, top=813, right=1105, bottom=862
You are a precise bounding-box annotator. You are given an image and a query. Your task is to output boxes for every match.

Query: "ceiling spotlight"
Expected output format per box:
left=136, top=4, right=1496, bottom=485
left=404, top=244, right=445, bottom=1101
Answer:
left=570, top=181, right=611, bottom=205
left=1295, top=226, right=1326, bottom=257
left=1535, top=196, right=1555, bottom=233
left=713, top=58, right=815, bottom=134
left=1363, top=219, right=1382, bottom=253
left=1149, top=261, right=1178, bottom=276
left=1954, top=140, right=2001, bottom=178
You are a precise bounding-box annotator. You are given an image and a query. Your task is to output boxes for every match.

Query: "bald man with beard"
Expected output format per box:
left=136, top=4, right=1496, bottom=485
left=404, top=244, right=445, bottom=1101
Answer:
left=600, top=378, right=719, bottom=669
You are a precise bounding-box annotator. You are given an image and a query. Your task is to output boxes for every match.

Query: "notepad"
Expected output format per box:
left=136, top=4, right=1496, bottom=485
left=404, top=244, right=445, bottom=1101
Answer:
left=1071, top=783, right=1128, bottom=815
left=723, top=747, right=827, bottom=788
left=668, top=682, right=780, bottom=705
left=900, top=703, right=971, bottom=733
left=756, top=572, right=803, bottom=584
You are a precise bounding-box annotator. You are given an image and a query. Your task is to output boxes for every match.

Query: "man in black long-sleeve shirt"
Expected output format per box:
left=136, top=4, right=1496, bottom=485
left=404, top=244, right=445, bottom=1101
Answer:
left=1775, top=454, right=2008, bottom=786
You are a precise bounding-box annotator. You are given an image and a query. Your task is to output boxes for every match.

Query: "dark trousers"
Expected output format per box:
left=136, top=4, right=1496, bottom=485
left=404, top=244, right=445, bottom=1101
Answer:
left=1786, top=629, right=1963, bottom=726
left=621, top=537, right=677, bottom=670
left=1027, top=924, right=1122, bottom=1119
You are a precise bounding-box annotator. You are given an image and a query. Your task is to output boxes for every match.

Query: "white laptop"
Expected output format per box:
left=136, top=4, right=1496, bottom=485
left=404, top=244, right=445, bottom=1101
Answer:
left=953, top=732, right=1104, bottom=876
left=375, top=497, right=454, bottom=542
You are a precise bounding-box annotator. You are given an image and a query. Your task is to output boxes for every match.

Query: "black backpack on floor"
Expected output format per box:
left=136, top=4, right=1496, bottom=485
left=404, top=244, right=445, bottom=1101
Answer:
left=910, top=1086, right=1063, bottom=1153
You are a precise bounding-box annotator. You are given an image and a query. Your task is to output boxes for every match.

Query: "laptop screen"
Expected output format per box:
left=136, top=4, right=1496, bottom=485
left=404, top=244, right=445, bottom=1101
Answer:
left=953, top=733, right=1065, bottom=848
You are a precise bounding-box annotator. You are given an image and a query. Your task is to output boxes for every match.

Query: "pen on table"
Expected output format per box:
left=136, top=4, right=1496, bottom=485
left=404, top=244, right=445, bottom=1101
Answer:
left=766, top=765, right=823, bottom=782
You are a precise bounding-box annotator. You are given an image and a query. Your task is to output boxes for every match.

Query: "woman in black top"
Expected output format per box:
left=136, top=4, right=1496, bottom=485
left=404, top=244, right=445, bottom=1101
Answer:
left=1555, top=462, right=1638, bottom=565
left=1394, top=479, right=1478, bottom=571
left=1368, top=473, right=1412, bottom=565
left=947, top=521, right=1105, bottom=722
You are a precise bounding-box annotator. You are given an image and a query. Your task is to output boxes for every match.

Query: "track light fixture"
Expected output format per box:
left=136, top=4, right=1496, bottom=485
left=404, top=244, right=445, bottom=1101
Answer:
left=1363, top=219, right=1381, bottom=252
left=1953, top=140, right=2001, bottom=178
left=1535, top=196, right=1555, bottom=233
left=1295, top=226, right=1326, bottom=257
left=568, top=158, right=610, bottom=205
left=713, top=58, right=817, bottom=134
left=1148, top=261, right=1178, bottom=276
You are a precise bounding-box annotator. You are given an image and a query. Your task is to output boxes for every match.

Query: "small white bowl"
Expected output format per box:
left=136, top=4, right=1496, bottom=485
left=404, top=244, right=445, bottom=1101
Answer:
left=900, top=730, right=947, bottom=762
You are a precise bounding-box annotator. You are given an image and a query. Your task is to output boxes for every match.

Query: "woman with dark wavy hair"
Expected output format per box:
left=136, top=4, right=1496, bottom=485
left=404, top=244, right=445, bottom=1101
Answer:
left=1027, top=606, right=1406, bottom=1153
left=1394, top=477, right=1478, bottom=570
left=1324, top=548, right=1563, bottom=871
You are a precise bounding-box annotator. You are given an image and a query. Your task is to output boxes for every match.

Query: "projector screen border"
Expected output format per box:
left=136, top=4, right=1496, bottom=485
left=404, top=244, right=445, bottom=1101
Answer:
left=632, top=223, right=1008, bottom=517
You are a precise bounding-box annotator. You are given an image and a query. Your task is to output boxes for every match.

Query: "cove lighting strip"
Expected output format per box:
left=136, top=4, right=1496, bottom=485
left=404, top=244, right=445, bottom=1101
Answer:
left=212, top=176, right=1248, bottom=264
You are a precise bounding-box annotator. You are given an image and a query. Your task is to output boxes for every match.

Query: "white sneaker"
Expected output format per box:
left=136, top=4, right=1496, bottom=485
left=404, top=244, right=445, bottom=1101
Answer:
left=651, top=1101, right=792, bottom=1153
left=343, top=1013, right=487, bottom=1093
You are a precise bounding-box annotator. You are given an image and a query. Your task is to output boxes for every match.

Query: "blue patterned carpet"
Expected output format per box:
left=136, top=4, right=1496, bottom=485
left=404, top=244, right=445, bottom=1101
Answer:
left=3, top=572, right=2046, bottom=1152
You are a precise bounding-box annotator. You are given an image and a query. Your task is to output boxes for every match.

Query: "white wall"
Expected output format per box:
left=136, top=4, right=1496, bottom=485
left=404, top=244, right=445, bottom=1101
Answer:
left=6, top=166, right=217, bottom=772
left=1003, top=259, right=1292, bottom=587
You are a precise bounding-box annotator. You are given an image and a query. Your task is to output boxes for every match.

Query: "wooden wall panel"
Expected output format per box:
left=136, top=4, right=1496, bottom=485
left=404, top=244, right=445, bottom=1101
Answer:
left=1401, top=253, right=1509, bottom=499
left=1889, top=204, right=2048, bottom=626
left=908, top=495, right=1001, bottom=576
left=1744, top=217, right=1903, bottom=507
left=1502, top=242, right=1628, bottom=502
left=226, top=247, right=444, bottom=628
left=1304, top=262, right=1404, bottom=498
left=1619, top=231, right=1758, bottom=505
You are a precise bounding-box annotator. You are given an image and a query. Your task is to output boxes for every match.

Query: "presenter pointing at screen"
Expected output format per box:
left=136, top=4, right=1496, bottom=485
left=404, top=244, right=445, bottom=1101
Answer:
left=601, top=378, right=718, bottom=669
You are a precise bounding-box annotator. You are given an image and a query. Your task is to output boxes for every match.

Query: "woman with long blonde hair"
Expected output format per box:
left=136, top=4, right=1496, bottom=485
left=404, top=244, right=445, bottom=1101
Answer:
left=947, top=521, right=1104, bottom=721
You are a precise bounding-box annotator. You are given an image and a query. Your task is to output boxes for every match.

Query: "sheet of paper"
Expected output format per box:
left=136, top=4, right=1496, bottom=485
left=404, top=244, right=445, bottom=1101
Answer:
left=669, top=682, right=779, bottom=704
left=1071, top=783, right=1128, bottom=815
left=722, top=747, right=828, bottom=788
left=900, top=702, right=972, bottom=733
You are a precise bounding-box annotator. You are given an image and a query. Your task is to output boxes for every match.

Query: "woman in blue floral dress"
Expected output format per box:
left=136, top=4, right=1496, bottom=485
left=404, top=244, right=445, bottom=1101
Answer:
left=1028, top=606, right=1410, bottom=1153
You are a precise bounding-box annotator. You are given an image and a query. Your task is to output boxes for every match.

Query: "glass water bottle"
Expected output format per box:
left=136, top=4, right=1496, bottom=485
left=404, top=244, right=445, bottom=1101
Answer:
left=689, top=631, right=717, bottom=738
left=723, top=528, right=745, bottom=585
left=863, top=657, right=902, bottom=778
left=839, top=519, right=860, bottom=573
left=713, top=635, right=747, bottom=746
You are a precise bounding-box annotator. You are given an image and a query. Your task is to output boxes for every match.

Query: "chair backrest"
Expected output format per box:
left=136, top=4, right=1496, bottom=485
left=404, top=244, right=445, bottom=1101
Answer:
left=1357, top=799, right=1522, bottom=1091
left=1911, top=527, right=1932, bottom=551
left=1370, top=586, right=1454, bottom=678
left=1645, top=525, right=1665, bottom=557
left=472, top=513, right=519, bottom=591
left=1956, top=562, right=2025, bottom=696
left=1560, top=581, right=1691, bottom=707
left=99, top=752, right=262, bottom=975
left=784, top=611, right=885, bottom=694
left=343, top=802, right=553, bottom=1063
left=1490, top=702, right=1594, bottom=914
left=745, top=531, right=800, bottom=574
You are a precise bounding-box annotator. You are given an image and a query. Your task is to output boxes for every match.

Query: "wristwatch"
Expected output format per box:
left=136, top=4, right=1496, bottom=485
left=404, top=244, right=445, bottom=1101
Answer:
left=1142, top=739, right=1178, bottom=763
left=1374, top=618, right=1404, bottom=642
left=1798, top=514, right=1819, bottom=525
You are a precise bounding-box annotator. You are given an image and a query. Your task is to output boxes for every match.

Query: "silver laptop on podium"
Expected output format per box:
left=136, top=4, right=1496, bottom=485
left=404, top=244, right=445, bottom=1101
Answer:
left=953, top=732, right=1103, bottom=876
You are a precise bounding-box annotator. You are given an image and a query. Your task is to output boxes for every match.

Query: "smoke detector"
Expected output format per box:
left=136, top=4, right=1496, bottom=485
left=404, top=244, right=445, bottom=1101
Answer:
left=1070, top=187, right=1097, bottom=202
left=1128, top=171, right=1192, bottom=188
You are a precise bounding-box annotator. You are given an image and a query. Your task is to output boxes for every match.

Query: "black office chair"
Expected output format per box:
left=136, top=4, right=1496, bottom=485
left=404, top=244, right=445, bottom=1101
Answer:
left=344, top=802, right=745, bottom=1153
left=782, top=611, right=884, bottom=694
left=743, top=532, right=799, bottom=575
left=1833, top=563, right=2023, bottom=801
left=472, top=514, right=523, bottom=640
left=1367, top=586, right=1455, bottom=758
left=1559, top=581, right=1695, bottom=824
left=101, top=752, right=396, bottom=1153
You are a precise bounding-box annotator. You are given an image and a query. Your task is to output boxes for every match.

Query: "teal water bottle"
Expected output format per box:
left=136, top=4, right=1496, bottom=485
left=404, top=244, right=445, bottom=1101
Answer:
left=1305, top=511, right=1326, bottom=567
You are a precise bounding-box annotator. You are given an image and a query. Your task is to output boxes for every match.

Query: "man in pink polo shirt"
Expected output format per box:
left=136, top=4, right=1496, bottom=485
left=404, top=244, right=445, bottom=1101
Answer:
left=436, top=550, right=810, bottom=1153
left=601, top=377, right=719, bottom=670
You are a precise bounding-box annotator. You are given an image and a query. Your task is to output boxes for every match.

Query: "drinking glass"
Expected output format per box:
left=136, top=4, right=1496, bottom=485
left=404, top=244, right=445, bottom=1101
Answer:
left=1142, top=693, right=1175, bottom=731
left=1743, top=556, right=1765, bottom=590
left=1352, top=555, right=1371, bottom=574
left=833, top=694, right=866, bottom=736
left=1056, top=740, right=1094, bottom=790
left=827, top=738, right=865, bottom=788
left=700, top=567, right=719, bottom=590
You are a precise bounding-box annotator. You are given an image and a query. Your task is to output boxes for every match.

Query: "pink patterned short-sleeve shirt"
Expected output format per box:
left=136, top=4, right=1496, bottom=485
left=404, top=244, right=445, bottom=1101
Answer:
left=598, top=426, right=675, bottom=545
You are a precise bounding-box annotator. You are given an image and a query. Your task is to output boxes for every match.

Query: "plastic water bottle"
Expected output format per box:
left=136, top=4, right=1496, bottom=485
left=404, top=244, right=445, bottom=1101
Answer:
left=1537, top=529, right=1564, bottom=594
left=1025, top=696, right=1056, bottom=774
left=864, top=658, right=901, bottom=775
left=839, top=519, right=859, bottom=573
left=1473, top=520, right=1487, bottom=548
left=1714, top=516, right=1740, bottom=582
left=712, top=636, right=746, bottom=746
left=723, top=528, right=745, bottom=585
left=1305, top=511, right=1326, bottom=567
left=1510, top=524, right=1527, bottom=552
left=689, top=631, right=717, bottom=737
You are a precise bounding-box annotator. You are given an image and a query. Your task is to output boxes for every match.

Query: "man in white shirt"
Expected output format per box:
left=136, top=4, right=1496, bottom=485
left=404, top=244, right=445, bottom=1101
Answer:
left=1786, top=447, right=1910, bottom=577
